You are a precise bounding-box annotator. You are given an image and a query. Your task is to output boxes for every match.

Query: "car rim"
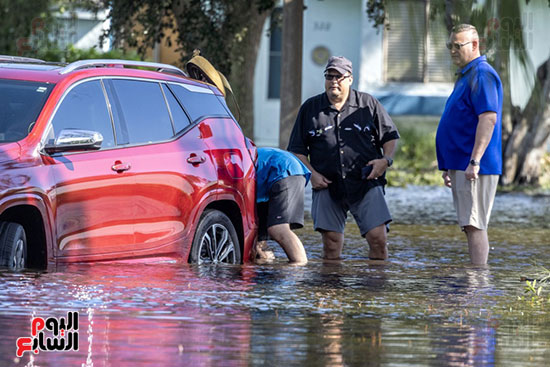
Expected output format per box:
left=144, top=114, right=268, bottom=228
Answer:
left=12, top=238, right=25, bottom=270
left=198, top=224, right=236, bottom=264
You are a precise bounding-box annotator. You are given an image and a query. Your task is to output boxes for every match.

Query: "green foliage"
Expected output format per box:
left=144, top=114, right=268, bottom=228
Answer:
left=0, top=0, right=52, bottom=56
left=387, top=116, right=442, bottom=187
left=365, top=0, right=386, bottom=30
left=101, top=0, right=276, bottom=73
left=517, top=267, right=550, bottom=307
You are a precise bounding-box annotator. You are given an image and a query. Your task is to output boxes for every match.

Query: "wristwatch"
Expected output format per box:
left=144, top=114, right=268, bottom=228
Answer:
left=469, top=159, right=480, bottom=166
left=384, top=156, right=393, bottom=167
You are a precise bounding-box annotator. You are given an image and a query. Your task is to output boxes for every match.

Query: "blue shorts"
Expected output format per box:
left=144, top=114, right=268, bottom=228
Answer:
left=311, top=186, right=392, bottom=236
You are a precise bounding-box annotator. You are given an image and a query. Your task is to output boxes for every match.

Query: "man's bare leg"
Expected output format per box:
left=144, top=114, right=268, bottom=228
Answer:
left=464, top=225, right=489, bottom=265
left=322, top=231, right=344, bottom=260
left=365, top=224, right=388, bottom=260
left=268, top=224, right=307, bottom=264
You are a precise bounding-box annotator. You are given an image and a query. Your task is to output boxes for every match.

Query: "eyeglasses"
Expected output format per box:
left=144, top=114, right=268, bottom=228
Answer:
left=324, top=73, right=350, bottom=82
left=446, top=41, right=472, bottom=50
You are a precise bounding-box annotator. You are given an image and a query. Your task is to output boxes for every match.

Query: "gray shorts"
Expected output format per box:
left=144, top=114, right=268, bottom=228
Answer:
left=311, top=186, right=392, bottom=237
left=449, top=170, right=499, bottom=230
left=258, top=175, right=306, bottom=240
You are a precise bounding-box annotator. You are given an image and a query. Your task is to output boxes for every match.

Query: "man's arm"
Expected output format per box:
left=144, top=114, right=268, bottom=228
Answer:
left=366, top=139, right=398, bottom=180
left=293, top=153, right=332, bottom=190
left=465, top=111, right=497, bottom=180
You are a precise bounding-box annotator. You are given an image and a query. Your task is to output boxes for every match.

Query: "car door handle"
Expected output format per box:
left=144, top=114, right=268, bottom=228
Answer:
left=187, top=155, right=206, bottom=165
left=111, top=162, right=131, bottom=173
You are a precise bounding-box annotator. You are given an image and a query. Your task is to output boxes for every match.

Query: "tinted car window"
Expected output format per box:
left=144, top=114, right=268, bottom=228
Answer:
left=169, top=84, right=229, bottom=122
left=0, top=79, right=53, bottom=142
left=162, top=84, right=191, bottom=133
left=50, top=80, right=115, bottom=148
left=110, top=79, right=174, bottom=145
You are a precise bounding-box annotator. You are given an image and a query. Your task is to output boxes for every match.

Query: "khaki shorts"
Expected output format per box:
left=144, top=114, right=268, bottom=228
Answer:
left=449, top=170, right=499, bottom=230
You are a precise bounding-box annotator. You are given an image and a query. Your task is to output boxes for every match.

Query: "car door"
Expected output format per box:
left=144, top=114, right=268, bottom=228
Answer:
left=169, top=83, right=253, bottom=218
left=45, top=79, right=138, bottom=259
left=104, top=79, right=218, bottom=254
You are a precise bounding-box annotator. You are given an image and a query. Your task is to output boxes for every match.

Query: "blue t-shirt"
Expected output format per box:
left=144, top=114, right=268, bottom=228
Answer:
left=255, top=147, right=311, bottom=203
left=436, top=55, right=503, bottom=174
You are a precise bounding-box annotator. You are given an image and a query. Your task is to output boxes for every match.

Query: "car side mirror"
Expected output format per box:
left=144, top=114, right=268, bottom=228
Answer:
left=44, top=129, right=103, bottom=154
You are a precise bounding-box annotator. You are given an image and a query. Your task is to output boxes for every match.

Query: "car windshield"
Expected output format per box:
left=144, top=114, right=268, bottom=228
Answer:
left=0, top=79, right=54, bottom=142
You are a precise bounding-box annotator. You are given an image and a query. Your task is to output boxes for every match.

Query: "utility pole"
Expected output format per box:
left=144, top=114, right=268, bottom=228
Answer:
left=278, top=0, right=303, bottom=149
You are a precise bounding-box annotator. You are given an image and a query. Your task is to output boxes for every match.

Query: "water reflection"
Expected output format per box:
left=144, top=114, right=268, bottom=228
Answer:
left=0, top=263, right=254, bottom=367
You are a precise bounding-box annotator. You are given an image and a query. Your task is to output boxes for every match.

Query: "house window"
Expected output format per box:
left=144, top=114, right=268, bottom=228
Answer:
left=384, top=0, right=453, bottom=83
left=268, top=8, right=282, bottom=99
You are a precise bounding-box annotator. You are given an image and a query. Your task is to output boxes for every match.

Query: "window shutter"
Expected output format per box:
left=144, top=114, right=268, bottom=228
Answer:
left=385, top=0, right=426, bottom=82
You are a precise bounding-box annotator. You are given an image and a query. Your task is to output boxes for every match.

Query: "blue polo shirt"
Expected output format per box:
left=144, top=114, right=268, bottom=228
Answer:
left=256, top=147, right=311, bottom=203
left=436, top=55, right=503, bottom=174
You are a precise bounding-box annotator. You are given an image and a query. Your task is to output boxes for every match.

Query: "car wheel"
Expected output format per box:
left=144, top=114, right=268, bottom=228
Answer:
left=189, top=210, right=241, bottom=264
left=0, top=222, right=27, bottom=270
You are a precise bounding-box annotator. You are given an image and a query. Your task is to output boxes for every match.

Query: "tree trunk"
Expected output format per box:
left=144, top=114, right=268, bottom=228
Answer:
left=228, top=7, right=270, bottom=139
left=501, top=57, right=550, bottom=186
left=279, top=0, right=303, bottom=149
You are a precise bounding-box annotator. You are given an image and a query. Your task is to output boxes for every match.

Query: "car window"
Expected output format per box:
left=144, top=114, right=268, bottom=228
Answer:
left=168, top=83, right=230, bottom=122
left=0, top=79, right=53, bottom=142
left=109, top=79, right=174, bottom=145
left=49, top=80, right=115, bottom=148
left=161, top=84, right=191, bottom=134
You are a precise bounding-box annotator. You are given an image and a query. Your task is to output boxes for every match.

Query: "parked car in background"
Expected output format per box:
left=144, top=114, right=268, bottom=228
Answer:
left=0, top=56, right=257, bottom=270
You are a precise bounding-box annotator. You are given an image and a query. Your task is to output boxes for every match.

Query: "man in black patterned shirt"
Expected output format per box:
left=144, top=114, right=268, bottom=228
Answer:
left=287, top=56, right=399, bottom=260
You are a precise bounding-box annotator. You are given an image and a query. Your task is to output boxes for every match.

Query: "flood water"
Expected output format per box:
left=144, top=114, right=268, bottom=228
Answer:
left=1, top=185, right=550, bottom=367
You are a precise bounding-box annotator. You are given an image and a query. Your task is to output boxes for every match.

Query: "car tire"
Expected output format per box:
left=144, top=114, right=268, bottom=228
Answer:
left=189, top=209, right=241, bottom=264
left=0, top=222, right=27, bottom=270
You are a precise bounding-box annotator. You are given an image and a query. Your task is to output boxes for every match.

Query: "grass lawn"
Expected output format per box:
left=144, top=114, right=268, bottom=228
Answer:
left=388, top=115, right=442, bottom=187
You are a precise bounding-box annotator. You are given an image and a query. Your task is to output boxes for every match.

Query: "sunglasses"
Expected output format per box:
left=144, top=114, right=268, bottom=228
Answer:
left=324, top=73, right=350, bottom=82
left=446, top=41, right=472, bottom=50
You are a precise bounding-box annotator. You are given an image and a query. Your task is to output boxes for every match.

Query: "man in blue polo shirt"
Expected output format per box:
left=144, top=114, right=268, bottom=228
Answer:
left=254, top=147, right=311, bottom=264
left=436, top=24, right=503, bottom=265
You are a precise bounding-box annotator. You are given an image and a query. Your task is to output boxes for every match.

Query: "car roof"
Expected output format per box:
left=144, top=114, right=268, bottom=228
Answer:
left=0, top=57, right=221, bottom=94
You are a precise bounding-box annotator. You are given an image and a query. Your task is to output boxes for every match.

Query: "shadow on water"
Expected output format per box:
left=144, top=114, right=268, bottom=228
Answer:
left=1, top=186, right=550, bottom=366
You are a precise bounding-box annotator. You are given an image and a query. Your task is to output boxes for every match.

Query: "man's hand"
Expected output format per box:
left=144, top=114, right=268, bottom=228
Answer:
left=442, top=170, right=452, bottom=188
left=365, top=158, right=388, bottom=180
left=311, top=171, right=332, bottom=190
left=293, top=153, right=331, bottom=190
left=465, top=164, right=479, bottom=181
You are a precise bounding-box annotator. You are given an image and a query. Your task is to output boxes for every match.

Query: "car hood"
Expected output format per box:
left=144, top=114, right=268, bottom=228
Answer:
left=0, top=142, right=21, bottom=163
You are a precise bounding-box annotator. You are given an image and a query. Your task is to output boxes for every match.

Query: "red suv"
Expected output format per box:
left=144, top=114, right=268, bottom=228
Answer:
left=0, top=56, right=257, bottom=270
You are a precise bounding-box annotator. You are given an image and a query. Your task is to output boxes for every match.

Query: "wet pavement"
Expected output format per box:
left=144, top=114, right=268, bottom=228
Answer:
left=1, top=185, right=550, bottom=366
